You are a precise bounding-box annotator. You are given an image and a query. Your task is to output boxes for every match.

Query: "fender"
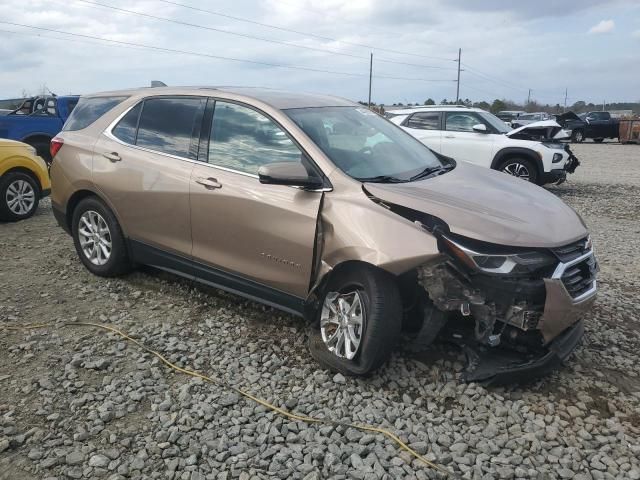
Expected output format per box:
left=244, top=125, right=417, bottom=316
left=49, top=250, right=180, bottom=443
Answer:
left=20, top=132, right=53, bottom=142
left=491, top=147, right=543, bottom=175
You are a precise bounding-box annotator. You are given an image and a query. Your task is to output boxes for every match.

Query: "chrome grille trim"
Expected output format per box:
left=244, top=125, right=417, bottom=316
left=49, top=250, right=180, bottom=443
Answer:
left=551, top=250, right=597, bottom=303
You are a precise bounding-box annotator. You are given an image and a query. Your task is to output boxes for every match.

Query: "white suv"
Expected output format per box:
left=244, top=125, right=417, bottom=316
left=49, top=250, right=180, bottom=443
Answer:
left=387, top=106, right=579, bottom=185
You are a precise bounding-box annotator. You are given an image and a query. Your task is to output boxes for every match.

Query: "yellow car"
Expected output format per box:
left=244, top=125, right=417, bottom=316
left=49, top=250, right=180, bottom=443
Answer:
left=0, top=139, right=51, bottom=221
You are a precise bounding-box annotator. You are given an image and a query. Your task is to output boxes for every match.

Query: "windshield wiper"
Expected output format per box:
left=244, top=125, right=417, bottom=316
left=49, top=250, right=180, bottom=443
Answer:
left=409, top=164, right=453, bottom=181
left=356, top=175, right=407, bottom=183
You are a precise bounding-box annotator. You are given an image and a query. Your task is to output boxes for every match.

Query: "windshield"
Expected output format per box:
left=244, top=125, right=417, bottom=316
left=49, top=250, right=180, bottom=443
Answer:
left=285, top=106, right=444, bottom=182
left=477, top=111, right=511, bottom=133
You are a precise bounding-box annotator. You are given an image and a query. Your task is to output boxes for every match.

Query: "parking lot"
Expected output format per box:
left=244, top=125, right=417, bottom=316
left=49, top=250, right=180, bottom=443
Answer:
left=1, top=142, right=639, bottom=479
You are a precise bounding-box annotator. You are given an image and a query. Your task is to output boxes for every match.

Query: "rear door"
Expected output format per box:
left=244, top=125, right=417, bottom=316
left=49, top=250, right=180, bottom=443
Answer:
left=399, top=111, right=442, bottom=152
left=189, top=99, right=322, bottom=298
left=93, top=96, right=205, bottom=255
left=439, top=111, right=495, bottom=166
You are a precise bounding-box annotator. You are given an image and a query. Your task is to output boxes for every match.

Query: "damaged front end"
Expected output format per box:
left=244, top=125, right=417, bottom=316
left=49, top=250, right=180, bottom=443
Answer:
left=415, top=233, right=597, bottom=384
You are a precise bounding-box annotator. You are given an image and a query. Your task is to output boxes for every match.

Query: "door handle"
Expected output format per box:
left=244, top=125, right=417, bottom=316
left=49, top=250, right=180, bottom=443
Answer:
left=195, top=177, right=222, bottom=189
left=103, top=152, right=121, bottom=162
left=444, top=135, right=455, bottom=139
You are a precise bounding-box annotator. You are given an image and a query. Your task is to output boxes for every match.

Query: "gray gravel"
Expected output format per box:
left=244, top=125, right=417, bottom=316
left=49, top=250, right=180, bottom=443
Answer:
left=1, top=141, right=639, bottom=479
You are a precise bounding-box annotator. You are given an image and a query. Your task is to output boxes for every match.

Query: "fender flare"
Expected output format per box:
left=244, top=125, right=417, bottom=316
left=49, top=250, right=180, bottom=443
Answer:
left=63, top=187, right=128, bottom=237
left=20, top=133, right=53, bottom=143
left=491, top=147, right=543, bottom=176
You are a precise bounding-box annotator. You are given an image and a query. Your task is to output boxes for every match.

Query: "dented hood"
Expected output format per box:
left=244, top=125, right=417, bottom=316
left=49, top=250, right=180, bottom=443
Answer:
left=506, top=120, right=565, bottom=140
left=365, top=162, right=587, bottom=248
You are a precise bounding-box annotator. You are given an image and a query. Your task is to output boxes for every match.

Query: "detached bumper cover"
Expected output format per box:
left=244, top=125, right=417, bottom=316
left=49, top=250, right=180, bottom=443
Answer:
left=463, top=319, right=585, bottom=385
left=463, top=261, right=596, bottom=385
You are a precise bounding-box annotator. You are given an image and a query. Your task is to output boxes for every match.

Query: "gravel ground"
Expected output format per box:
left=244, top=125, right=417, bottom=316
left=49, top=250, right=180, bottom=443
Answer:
left=1, top=142, right=639, bottom=480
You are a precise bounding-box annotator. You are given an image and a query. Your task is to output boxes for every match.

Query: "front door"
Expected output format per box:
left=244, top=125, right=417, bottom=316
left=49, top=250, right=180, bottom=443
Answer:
left=439, top=111, right=495, bottom=166
left=190, top=99, right=322, bottom=298
left=93, top=96, right=205, bottom=255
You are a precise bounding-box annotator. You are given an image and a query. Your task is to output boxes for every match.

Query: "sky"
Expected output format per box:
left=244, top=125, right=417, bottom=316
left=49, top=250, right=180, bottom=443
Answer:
left=0, top=0, right=639, bottom=105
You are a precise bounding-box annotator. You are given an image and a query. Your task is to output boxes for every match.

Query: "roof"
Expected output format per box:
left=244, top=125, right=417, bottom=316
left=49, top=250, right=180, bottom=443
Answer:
left=83, top=86, right=357, bottom=110
left=386, top=105, right=485, bottom=115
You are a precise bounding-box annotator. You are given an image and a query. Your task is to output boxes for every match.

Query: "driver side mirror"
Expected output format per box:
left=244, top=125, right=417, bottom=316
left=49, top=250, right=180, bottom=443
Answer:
left=258, top=162, right=324, bottom=190
left=472, top=123, right=488, bottom=133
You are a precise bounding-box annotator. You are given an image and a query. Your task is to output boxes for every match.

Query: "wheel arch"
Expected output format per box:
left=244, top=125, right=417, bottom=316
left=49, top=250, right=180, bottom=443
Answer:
left=1, top=166, right=42, bottom=193
left=305, top=259, right=401, bottom=322
left=491, top=147, right=543, bottom=178
left=65, top=189, right=127, bottom=236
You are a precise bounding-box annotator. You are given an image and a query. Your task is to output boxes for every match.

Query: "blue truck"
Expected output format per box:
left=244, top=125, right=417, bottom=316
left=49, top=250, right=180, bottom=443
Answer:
left=0, top=95, right=79, bottom=163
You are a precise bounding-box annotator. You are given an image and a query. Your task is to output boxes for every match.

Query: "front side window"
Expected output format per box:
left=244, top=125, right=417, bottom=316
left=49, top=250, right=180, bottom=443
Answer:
left=136, top=97, right=205, bottom=159
left=63, top=96, right=128, bottom=131
left=405, top=112, right=440, bottom=130
left=208, top=101, right=302, bottom=175
left=286, top=106, right=444, bottom=182
left=445, top=112, right=482, bottom=132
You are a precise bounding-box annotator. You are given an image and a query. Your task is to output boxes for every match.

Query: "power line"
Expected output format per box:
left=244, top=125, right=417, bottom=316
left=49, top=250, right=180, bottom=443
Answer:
left=463, top=62, right=566, bottom=100
left=75, top=0, right=457, bottom=71
left=152, top=0, right=456, bottom=62
left=76, top=0, right=367, bottom=61
left=0, top=21, right=456, bottom=83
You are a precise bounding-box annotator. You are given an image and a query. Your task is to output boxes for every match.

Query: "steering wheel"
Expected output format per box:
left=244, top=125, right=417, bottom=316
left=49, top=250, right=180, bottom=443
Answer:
left=358, top=146, right=374, bottom=155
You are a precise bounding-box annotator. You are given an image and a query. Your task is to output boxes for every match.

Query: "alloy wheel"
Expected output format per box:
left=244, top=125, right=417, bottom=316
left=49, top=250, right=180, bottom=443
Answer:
left=6, top=179, right=35, bottom=215
left=78, top=210, right=112, bottom=266
left=502, top=162, right=531, bottom=181
left=320, top=290, right=365, bottom=360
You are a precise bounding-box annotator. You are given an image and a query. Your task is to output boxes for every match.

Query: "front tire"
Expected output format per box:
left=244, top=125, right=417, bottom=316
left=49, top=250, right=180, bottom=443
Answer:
left=497, top=157, right=539, bottom=184
left=308, top=265, right=402, bottom=376
left=0, top=172, right=40, bottom=222
left=72, top=197, right=131, bottom=277
left=571, top=130, right=584, bottom=143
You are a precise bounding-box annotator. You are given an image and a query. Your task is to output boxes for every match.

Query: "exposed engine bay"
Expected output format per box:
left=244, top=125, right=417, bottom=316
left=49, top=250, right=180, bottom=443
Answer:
left=409, top=233, right=597, bottom=384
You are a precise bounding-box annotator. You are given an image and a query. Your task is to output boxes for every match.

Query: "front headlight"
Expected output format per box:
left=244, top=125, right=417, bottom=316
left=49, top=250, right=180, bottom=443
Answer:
left=442, top=235, right=556, bottom=275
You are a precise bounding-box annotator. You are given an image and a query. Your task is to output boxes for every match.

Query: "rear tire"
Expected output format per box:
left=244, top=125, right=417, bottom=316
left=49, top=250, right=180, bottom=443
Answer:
left=0, top=171, right=40, bottom=222
left=308, top=264, right=402, bottom=376
left=72, top=197, right=131, bottom=277
left=497, top=157, right=539, bottom=184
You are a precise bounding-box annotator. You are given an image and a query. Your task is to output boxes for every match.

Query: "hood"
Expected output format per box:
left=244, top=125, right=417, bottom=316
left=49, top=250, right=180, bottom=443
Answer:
left=555, top=111, right=582, bottom=123
left=506, top=120, right=566, bottom=141
left=364, top=162, right=587, bottom=248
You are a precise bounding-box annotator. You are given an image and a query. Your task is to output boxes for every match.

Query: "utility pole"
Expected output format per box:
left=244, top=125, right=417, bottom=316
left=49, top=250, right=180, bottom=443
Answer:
left=455, top=48, right=461, bottom=104
left=527, top=88, right=531, bottom=105
left=368, top=52, right=373, bottom=109
left=564, top=88, right=568, bottom=112
left=602, top=100, right=605, bottom=111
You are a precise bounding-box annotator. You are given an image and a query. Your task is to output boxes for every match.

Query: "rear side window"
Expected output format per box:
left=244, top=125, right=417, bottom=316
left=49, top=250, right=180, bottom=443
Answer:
left=405, top=112, right=440, bottom=130
left=63, top=96, right=128, bottom=131
left=112, top=103, right=142, bottom=144
left=136, top=97, right=205, bottom=159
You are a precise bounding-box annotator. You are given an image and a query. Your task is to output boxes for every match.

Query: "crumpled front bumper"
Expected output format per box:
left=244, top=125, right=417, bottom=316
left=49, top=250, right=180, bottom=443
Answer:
left=463, top=276, right=596, bottom=385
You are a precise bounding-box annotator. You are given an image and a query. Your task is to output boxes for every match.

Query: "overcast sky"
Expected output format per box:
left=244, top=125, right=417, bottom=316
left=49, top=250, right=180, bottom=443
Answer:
left=1, top=0, right=639, bottom=105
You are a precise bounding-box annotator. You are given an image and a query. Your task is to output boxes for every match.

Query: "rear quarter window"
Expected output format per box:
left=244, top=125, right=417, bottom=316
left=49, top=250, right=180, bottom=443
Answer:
left=63, top=96, right=128, bottom=131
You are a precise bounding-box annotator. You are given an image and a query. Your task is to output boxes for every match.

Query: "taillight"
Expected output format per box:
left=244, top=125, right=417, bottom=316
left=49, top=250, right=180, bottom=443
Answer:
left=50, top=137, right=64, bottom=159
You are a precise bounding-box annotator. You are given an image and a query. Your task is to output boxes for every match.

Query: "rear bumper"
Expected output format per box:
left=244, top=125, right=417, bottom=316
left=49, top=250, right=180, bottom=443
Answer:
left=52, top=203, right=70, bottom=235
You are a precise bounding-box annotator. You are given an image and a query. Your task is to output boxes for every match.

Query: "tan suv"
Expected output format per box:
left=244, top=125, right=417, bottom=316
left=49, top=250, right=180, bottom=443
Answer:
left=50, top=87, right=597, bottom=383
